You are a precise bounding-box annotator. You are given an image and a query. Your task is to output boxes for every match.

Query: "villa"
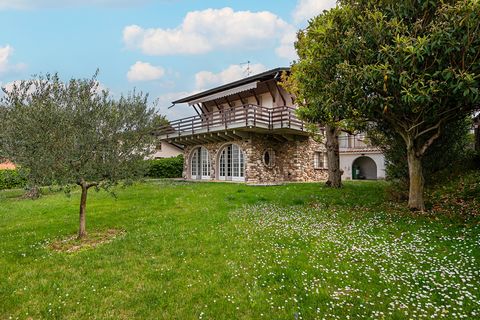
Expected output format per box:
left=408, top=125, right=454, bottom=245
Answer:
left=158, top=68, right=385, bottom=184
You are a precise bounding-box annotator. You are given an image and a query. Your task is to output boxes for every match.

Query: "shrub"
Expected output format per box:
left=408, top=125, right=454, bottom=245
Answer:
left=146, top=155, right=184, bottom=179
left=0, top=169, right=27, bottom=190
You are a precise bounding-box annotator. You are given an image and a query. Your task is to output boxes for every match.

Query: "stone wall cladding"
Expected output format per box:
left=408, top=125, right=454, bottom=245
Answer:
left=182, top=136, right=328, bottom=184
left=246, top=136, right=328, bottom=184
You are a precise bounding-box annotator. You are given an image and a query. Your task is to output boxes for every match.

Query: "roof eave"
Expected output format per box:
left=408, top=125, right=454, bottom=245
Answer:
left=172, top=67, right=290, bottom=105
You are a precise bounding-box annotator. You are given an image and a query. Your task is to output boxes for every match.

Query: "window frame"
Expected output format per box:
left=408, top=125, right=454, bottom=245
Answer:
left=314, top=151, right=327, bottom=169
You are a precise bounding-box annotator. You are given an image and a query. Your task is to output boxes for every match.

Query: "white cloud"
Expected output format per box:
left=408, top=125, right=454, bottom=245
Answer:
left=0, top=45, right=26, bottom=75
left=0, top=0, right=151, bottom=10
left=127, top=61, right=165, bottom=82
left=276, top=30, right=298, bottom=61
left=155, top=91, right=198, bottom=120
left=194, top=64, right=267, bottom=90
left=123, top=7, right=291, bottom=57
left=293, top=0, right=337, bottom=23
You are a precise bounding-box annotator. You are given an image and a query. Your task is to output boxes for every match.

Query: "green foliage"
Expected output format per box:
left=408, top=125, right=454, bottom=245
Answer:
left=146, top=155, right=184, bottom=178
left=336, top=0, right=480, bottom=150
left=0, top=72, right=158, bottom=191
left=284, top=5, right=360, bottom=127
left=428, top=169, right=480, bottom=217
left=1, top=181, right=479, bottom=318
left=371, top=117, right=472, bottom=182
left=295, top=0, right=480, bottom=209
left=0, top=169, right=26, bottom=190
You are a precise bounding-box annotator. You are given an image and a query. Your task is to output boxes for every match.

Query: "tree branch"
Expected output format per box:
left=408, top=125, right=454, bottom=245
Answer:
left=417, top=124, right=442, bottom=157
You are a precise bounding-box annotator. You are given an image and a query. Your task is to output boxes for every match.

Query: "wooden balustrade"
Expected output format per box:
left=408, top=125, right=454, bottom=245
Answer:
left=158, top=104, right=304, bottom=138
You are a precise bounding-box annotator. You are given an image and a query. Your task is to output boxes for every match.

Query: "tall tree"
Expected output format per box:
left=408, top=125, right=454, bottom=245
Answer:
left=283, top=5, right=360, bottom=188
left=0, top=73, right=158, bottom=238
left=335, top=0, right=480, bottom=210
left=286, top=0, right=480, bottom=209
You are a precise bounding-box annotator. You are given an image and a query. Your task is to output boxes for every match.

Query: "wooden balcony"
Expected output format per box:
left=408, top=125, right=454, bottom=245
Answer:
left=158, top=104, right=307, bottom=144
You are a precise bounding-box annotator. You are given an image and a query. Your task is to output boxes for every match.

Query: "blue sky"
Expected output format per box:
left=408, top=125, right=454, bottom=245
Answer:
left=0, top=0, right=335, bottom=119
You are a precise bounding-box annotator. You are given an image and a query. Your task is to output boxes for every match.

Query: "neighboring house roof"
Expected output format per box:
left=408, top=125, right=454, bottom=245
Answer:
left=0, top=160, right=16, bottom=170
left=172, top=67, right=289, bottom=104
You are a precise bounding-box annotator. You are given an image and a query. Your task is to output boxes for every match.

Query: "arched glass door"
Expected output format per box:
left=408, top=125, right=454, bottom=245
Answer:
left=219, top=144, right=245, bottom=182
left=191, top=147, right=210, bottom=180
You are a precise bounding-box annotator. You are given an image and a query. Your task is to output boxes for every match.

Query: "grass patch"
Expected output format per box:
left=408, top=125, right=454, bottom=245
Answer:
left=0, top=180, right=479, bottom=319
left=48, top=229, right=126, bottom=253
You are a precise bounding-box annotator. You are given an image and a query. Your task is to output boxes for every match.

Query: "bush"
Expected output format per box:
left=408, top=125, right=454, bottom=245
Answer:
left=0, top=169, right=27, bottom=190
left=146, top=155, right=184, bottom=179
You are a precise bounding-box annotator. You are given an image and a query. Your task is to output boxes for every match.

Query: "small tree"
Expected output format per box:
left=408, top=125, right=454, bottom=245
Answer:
left=0, top=73, right=158, bottom=238
left=283, top=5, right=361, bottom=188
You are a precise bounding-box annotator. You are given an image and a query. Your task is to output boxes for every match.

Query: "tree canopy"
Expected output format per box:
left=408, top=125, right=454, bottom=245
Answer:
left=0, top=73, right=159, bottom=237
left=283, top=5, right=361, bottom=188
left=288, top=0, right=480, bottom=210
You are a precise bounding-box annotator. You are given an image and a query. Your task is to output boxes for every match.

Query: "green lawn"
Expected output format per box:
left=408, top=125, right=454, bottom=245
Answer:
left=1, top=181, right=479, bottom=319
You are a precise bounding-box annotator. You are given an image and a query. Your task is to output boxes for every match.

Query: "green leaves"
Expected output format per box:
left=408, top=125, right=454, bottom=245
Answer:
left=0, top=72, right=159, bottom=191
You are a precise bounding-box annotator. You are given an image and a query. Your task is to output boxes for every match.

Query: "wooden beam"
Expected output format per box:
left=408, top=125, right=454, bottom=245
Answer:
left=224, top=96, right=234, bottom=109
left=216, top=132, right=229, bottom=141
left=213, top=100, right=222, bottom=112
left=202, top=103, right=210, bottom=113
left=192, top=105, right=201, bottom=116
left=281, top=134, right=295, bottom=141
left=223, top=131, right=238, bottom=140
left=233, top=130, right=250, bottom=139
left=271, top=135, right=287, bottom=142
left=250, top=90, right=260, bottom=105
left=208, top=133, right=223, bottom=142
left=237, top=93, right=247, bottom=105
left=266, top=81, right=276, bottom=103
left=275, top=82, right=286, bottom=106
left=196, top=104, right=207, bottom=116
left=202, top=134, right=217, bottom=143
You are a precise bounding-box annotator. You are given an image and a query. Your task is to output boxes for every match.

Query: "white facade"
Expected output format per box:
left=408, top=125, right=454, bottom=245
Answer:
left=340, top=152, right=386, bottom=180
left=151, top=141, right=183, bottom=159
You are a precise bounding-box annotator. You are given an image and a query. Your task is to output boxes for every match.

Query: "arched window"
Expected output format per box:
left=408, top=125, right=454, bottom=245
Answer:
left=190, top=147, right=210, bottom=180
left=219, top=144, right=245, bottom=182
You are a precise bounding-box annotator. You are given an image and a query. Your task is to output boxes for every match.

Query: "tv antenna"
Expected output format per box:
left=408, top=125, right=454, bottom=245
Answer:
left=240, top=61, right=252, bottom=77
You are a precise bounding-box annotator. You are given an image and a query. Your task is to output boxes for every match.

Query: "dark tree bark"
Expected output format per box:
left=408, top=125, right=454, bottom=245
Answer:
left=23, top=186, right=40, bottom=199
left=78, top=181, right=88, bottom=239
left=407, top=148, right=425, bottom=211
left=77, top=180, right=98, bottom=239
left=325, top=124, right=342, bottom=188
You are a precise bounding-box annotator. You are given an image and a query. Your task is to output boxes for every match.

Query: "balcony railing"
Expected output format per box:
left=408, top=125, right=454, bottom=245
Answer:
left=339, top=135, right=379, bottom=151
left=158, top=104, right=305, bottom=139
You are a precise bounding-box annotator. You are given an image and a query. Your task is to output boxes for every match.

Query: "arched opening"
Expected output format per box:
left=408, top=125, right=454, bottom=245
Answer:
left=190, top=146, right=211, bottom=180
left=218, top=144, right=245, bottom=182
left=352, top=156, right=377, bottom=180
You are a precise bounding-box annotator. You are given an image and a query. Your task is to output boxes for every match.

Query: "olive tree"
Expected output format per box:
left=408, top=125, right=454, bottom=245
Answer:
left=0, top=73, right=158, bottom=238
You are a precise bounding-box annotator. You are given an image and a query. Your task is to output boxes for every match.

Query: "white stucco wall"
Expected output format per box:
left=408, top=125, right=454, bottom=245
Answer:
left=151, top=142, right=183, bottom=159
left=340, top=152, right=386, bottom=180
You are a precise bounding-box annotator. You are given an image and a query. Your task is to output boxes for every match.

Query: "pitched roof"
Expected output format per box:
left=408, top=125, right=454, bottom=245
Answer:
left=172, top=67, right=290, bottom=104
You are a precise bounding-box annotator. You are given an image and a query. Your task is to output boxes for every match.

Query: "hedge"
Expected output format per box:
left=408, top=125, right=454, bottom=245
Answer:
left=146, top=155, right=184, bottom=178
left=0, top=169, right=27, bottom=190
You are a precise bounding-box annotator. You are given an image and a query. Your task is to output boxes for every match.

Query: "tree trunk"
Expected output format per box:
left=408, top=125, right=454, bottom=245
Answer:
left=23, top=186, right=40, bottom=199
left=325, top=124, right=342, bottom=188
left=78, top=182, right=88, bottom=239
left=407, top=148, right=425, bottom=211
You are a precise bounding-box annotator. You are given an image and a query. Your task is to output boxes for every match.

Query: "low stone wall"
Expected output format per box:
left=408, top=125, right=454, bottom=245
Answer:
left=182, top=136, right=328, bottom=183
